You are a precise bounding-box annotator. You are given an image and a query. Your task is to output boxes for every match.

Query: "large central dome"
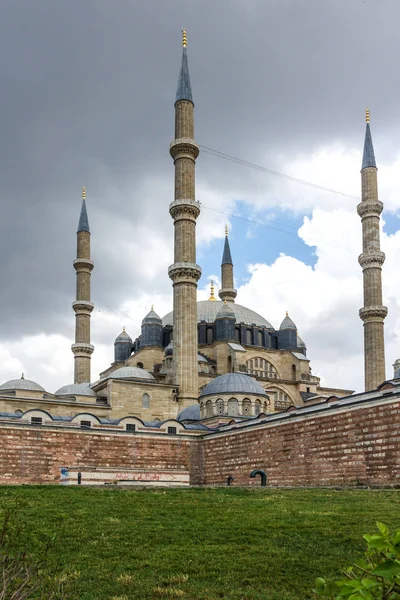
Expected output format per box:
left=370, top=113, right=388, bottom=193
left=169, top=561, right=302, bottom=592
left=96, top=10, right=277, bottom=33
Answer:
left=162, top=300, right=273, bottom=329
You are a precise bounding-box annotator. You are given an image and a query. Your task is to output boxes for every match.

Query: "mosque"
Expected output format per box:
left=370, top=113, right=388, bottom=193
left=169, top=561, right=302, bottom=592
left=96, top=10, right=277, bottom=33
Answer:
left=0, top=32, right=392, bottom=432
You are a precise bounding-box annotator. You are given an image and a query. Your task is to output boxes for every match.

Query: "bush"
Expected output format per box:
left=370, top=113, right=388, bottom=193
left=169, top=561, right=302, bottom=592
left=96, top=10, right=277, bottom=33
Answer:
left=314, top=522, right=400, bottom=599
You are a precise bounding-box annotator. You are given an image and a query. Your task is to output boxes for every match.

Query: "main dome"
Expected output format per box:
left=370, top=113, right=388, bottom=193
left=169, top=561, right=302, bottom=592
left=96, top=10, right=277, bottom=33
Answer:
left=162, top=301, right=273, bottom=329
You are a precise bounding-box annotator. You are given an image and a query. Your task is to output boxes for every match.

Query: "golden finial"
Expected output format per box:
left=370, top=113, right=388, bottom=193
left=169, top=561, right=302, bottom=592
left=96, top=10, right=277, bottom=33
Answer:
left=151, top=305, right=154, bottom=310
left=21, top=373, right=24, bottom=379
left=366, top=108, right=370, bottom=123
left=225, top=224, right=228, bottom=236
left=182, top=28, right=187, bottom=48
left=286, top=311, right=288, bottom=316
left=123, top=326, right=125, bottom=332
left=208, top=280, right=217, bottom=301
left=82, top=186, right=86, bottom=200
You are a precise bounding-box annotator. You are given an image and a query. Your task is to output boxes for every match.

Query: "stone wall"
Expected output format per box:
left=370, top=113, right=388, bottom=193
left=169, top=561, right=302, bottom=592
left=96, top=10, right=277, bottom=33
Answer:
left=200, top=397, right=400, bottom=487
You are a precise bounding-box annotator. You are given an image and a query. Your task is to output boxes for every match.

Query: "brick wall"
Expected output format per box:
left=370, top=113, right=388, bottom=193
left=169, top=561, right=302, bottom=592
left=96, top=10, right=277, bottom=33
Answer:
left=1, top=397, right=399, bottom=487
left=200, top=399, right=400, bottom=487
left=0, top=426, right=199, bottom=485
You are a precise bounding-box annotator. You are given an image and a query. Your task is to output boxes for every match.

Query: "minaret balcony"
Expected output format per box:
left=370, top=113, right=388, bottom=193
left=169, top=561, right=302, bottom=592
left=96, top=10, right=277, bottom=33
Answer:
left=73, top=258, right=94, bottom=272
left=71, top=343, right=94, bottom=356
left=168, top=262, right=201, bottom=283
left=357, top=200, right=384, bottom=218
left=170, top=138, right=199, bottom=160
left=359, top=306, right=388, bottom=322
left=72, top=300, right=94, bottom=314
left=169, top=199, right=200, bottom=220
left=358, top=251, right=385, bottom=269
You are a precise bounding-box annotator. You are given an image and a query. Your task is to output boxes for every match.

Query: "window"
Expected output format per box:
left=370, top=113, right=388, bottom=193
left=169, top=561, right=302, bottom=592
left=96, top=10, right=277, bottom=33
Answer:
left=306, top=386, right=310, bottom=393
left=168, top=426, right=177, bottom=435
left=206, top=328, right=213, bottom=344
left=227, top=398, right=239, bottom=416
left=254, top=400, right=261, bottom=416
left=31, top=416, right=42, bottom=425
left=80, top=420, right=91, bottom=428
left=246, top=330, right=252, bottom=345
left=216, top=398, right=225, bottom=416
left=246, top=358, right=278, bottom=380
left=292, top=365, right=297, bottom=381
left=258, top=331, right=263, bottom=346
left=126, top=423, right=136, bottom=432
left=242, top=399, right=252, bottom=416
left=137, top=362, right=144, bottom=369
left=142, top=393, right=150, bottom=409
left=205, top=400, right=213, bottom=418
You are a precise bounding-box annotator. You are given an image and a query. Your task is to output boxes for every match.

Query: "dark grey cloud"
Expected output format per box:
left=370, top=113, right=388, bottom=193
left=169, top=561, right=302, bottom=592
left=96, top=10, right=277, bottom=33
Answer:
left=1, top=0, right=399, bottom=342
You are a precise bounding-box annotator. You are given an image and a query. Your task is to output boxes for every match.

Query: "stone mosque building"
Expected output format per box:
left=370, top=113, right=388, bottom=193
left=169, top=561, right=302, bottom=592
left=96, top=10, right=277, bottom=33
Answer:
left=0, top=32, right=393, bottom=434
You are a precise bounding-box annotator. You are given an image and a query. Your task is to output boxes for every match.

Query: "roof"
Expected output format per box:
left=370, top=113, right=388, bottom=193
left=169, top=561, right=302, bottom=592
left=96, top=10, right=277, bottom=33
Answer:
left=107, top=366, right=155, bottom=382
left=163, top=301, right=273, bottom=329
left=77, top=199, right=90, bottom=233
left=222, top=236, right=233, bottom=265
left=176, top=47, right=193, bottom=103
left=362, top=122, right=376, bottom=170
left=297, top=335, right=306, bottom=348
left=142, top=309, right=162, bottom=325
left=177, top=404, right=201, bottom=421
left=216, top=302, right=235, bottom=319
left=200, top=373, right=267, bottom=397
left=227, top=342, right=246, bottom=352
left=115, top=328, right=132, bottom=343
left=291, top=352, right=309, bottom=362
left=55, top=382, right=96, bottom=397
left=279, top=314, right=297, bottom=330
left=0, top=377, right=45, bottom=393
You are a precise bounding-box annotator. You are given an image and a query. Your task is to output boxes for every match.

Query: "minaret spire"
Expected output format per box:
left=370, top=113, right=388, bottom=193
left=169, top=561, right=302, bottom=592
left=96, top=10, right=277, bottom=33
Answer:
left=168, top=31, right=201, bottom=408
left=71, top=186, right=94, bottom=383
left=357, top=110, right=387, bottom=391
left=219, top=225, right=237, bottom=302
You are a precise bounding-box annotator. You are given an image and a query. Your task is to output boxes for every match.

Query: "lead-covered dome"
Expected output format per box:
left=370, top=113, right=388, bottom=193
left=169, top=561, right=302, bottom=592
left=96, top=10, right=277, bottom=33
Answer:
left=163, top=300, right=272, bottom=328
left=177, top=404, right=201, bottom=421
left=107, top=366, right=155, bottom=381
left=0, top=376, right=45, bottom=393
left=200, top=373, right=267, bottom=397
left=114, top=328, right=132, bottom=343
left=55, top=382, right=96, bottom=397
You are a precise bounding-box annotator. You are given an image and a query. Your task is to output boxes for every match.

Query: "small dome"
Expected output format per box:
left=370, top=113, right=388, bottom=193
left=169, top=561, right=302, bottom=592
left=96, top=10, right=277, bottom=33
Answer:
left=177, top=404, right=201, bottom=421
left=0, top=376, right=45, bottom=393
left=107, top=366, right=155, bottom=381
left=280, top=312, right=297, bottom=330
left=55, top=382, right=96, bottom=397
left=216, top=302, right=235, bottom=319
left=164, top=341, right=173, bottom=356
left=200, top=373, right=267, bottom=397
left=142, top=308, right=162, bottom=325
left=115, top=327, right=132, bottom=343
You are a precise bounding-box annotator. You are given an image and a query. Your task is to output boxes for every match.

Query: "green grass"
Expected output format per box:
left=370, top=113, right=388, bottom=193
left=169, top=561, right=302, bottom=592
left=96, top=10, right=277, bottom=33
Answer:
left=0, top=487, right=399, bottom=599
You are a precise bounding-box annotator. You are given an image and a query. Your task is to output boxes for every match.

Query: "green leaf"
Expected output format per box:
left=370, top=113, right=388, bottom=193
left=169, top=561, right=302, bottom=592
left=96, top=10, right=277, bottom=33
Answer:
left=376, top=522, right=389, bottom=537
left=363, top=534, right=389, bottom=550
left=316, top=578, right=326, bottom=588
left=371, top=560, right=400, bottom=578
left=392, top=532, right=400, bottom=547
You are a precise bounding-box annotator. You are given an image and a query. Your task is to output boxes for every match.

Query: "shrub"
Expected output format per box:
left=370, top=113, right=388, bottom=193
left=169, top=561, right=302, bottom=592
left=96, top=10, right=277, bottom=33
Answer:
left=314, top=522, right=400, bottom=599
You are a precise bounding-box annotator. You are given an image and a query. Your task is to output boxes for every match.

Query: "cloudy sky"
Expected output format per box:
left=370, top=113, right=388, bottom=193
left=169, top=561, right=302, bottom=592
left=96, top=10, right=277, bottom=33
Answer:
left=1, top=0, right=400, bottom=394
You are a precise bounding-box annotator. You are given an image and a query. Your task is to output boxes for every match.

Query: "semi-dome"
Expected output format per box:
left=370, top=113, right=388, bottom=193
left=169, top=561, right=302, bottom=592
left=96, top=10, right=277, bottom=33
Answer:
left=55, top=382, right=96, bottom=397
left=280, top=312, right=297, bottom=330
left=114, top=327, right=132, bottom=343
left=200, top=373, right=267, bottom=397
left=0, top=376, right=45, bottom=393
left=107, top=366, right=155, bottom=381
left=177, top=404, right=201, bottom=421
left=297, top=335, right=306, bottom=348
left=163, top=300, right=272, bottom=328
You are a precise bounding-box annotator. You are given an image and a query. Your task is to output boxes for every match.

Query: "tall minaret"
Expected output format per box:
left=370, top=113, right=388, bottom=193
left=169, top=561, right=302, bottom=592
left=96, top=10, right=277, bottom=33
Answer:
left=358, top=109, right=387, bottom=391
left=219, top=226, right=237, bottom=302
left=71, top=186, right=94, bottom=383
left=168, top=30, right=201, bottom=407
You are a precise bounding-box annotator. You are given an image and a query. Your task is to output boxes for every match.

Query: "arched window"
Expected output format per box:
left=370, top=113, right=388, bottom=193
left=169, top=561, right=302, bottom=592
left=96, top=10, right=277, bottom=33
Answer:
left=242, top=398, right=252, bottom=416
left=205, top=400, right=213, bottom=418
left=292, top=364, right=297, bottom=381
left=216, top=398, right=225, bottom=415
left=258, top=331, right=263, bottom=346
left=246, top=358, right=278, bottom=379
left=227, top=397, right=239, bottom=416
left=263, top=400, right=269, bottom=413
left=254, top=400, right=261, bottom=416
left=142, top=393, right=150, bottom=409
left=235, top=328, right=240, bottom=342
left=206, top=328, right=213, bottom=344
left=137, top=362, right=144, bottom=369
left=246, top=330, right=252, bottom=345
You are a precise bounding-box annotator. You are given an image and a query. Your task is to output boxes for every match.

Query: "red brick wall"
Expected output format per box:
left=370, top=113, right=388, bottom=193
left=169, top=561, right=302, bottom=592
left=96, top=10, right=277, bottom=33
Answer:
left=0, top=427, right=199, bottom=485
left=1, top=399, right=400, bottom=487
left=201, top=400, right=400, bottom=487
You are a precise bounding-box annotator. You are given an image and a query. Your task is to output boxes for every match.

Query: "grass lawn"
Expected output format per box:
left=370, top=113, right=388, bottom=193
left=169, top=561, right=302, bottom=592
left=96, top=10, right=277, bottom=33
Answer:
left=0, top=487, right=399, bottom=599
